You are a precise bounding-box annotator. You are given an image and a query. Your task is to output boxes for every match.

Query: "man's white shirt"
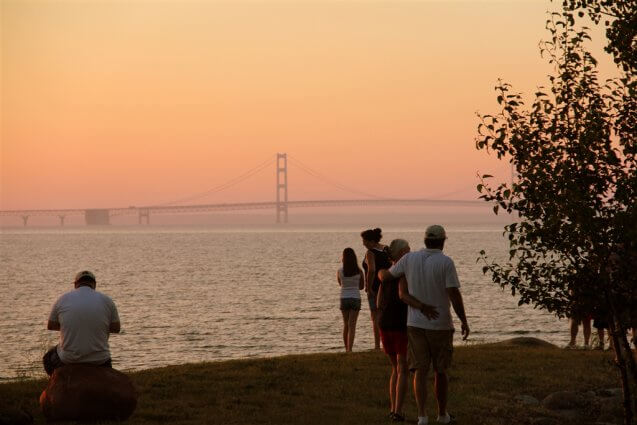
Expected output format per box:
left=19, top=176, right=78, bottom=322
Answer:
left=389, top=248, right=460, bottom=330
left=49, top=286, right=119, bottom=364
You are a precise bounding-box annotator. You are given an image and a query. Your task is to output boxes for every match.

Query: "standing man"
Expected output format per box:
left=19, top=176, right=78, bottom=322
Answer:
left=379, top=225, right=469, bottom=425
left=43, top=271, right=121, bottom=375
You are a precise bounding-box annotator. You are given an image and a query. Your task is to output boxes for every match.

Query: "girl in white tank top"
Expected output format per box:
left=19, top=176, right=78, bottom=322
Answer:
left=337, top=248, right=363, bottom=352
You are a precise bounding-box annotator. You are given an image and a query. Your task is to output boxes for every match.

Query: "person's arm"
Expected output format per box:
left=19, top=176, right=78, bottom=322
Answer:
left=109, top=300, right=121, bottom=334
left=376, top=282, right=384, bottom=309
left=398, top=277, right=438, bottom=320
left=337, top=270, right=342, bottom=287
left=447, top=287, right=469, bottom=340
left=364, top=251, right=375, bottom=294
left=378, top=269, right=395, bottom=282
left=358, top=274, right=364, bottom=290
left=47, top=300, right=60, bottom=331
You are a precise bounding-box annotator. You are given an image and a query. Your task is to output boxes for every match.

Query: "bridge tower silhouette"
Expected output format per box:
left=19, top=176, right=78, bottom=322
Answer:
left=276, top=153, right=288, bottom=223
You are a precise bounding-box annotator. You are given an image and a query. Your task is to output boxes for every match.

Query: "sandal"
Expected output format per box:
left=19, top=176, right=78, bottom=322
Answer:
left=391, top=412, right=405, bottom=422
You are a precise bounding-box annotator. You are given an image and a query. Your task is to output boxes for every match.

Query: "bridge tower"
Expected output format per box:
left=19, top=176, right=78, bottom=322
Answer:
left=276, top=153, right=288, bottom=223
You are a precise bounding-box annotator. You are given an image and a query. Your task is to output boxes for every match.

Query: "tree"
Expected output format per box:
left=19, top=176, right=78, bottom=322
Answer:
left=475, top=12, right=637, bottom=424
left=559, top=0, right=637, bottom=73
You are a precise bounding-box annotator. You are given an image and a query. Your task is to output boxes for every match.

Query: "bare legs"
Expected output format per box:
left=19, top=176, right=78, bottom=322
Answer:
left=387, top=353, right=408, bottom=415
left=370, top=309, right=381, bottom=350
left=413, top=369, right=449, bottom=419
left=413, top=369, right=427, bottom=418
left=569, top=317, right=591, bottom=347
left=341, top=309, right=359, bottom=352
left=434, top=372, right=448, bottom=417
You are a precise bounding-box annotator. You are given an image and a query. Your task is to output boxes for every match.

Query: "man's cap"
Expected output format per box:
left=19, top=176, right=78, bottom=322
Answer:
left=425, top=225, right=447, bottom=240
left=75, top=270, right=96, bottom=283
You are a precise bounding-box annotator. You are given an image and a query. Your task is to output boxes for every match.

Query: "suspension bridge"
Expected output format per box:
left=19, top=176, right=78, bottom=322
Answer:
left=0, top=153, right=481, bottom=226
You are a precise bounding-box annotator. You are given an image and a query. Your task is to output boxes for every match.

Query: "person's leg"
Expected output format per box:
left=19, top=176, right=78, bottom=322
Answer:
left=347, top=309, right=359, bottom=352
left=395, top=353, right=408, bottom=416
left=569, top=318, right=579, bottom=346
left=387, top=353, right=398, bottom=414
left=372, top=311, right=381, bottom=350
left=413, top=368, right=428, bottom=419
left=583, top=317, right=592, bottom=347
left=434, top=372, right=449, bottom=417
left=598, top=328, right=605, bottom=350
left=42, top=346, right=64, bottom=376
left=341, top=309, right=350, bottom=351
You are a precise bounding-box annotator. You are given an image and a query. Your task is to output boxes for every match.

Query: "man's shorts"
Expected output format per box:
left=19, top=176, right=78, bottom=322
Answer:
left=380, top=329, right=408, bottom=356
left=407, top=327, right=454, bottom=373
left=340, top=298, right=361, bottom=311
left=43, top=345, right=113, bottom=376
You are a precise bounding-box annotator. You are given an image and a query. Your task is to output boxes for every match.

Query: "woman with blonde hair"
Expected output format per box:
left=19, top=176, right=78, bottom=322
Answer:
left=378, top=239, right=410, bottom=422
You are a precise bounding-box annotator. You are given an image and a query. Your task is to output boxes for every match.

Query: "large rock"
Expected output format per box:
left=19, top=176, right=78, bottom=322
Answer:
left=496, top=337, right=558, bottom=348
left=541, top=391, right=587, bottom=410
left=39, top=365, right=137, bottom=422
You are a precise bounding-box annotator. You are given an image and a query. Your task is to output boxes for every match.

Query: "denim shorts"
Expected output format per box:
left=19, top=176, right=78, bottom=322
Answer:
left=340, top=298, right=361, bottom=311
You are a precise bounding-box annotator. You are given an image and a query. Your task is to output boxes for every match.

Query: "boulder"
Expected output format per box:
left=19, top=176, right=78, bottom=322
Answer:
left=530, top=418, right=560, bottom=425
left=515, top=395, right=540, bottom=406
left=0, top=408, right=33, bottom=425
left=496, top=337, right=557, bottom=348
left=39, top=365, right=137, bottom=422
left=542, top=391, right=586, bottom=410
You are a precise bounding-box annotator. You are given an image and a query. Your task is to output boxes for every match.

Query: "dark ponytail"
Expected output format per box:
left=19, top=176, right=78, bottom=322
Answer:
left=361, top=228, right=382, bottom=243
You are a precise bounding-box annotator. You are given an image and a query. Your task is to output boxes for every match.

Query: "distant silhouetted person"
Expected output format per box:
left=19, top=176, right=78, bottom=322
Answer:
left=337, top=248, right=364, bottom=352
left=43, top=271, right=120, bottom=375
left=380, top=225, right=469, bottom=425
left=377, top=238, right=411, bottom=422
left=566, top=299, right=591, bottom=349
left=361, top=228, right=392, bottom=350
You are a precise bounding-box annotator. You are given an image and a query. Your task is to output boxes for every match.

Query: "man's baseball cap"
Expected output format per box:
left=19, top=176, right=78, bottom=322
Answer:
left=75, top=270, right=96, bottom=283
left=425, top=225, right=447, bottom=240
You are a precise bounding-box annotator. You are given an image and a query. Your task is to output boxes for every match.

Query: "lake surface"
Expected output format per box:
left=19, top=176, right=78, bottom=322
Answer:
left=0, top=225, right=568, bottom=380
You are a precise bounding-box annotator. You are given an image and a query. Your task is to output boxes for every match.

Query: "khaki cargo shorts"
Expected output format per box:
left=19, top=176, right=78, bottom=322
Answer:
left=407, top=326, right=454, bottom=373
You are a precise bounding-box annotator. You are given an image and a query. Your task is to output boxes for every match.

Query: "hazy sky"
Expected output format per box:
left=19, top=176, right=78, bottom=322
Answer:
left=1, top=0, right=616, bottom=210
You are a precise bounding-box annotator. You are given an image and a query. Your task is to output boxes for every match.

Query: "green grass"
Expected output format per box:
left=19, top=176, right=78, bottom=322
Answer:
left=0, top=341, right=620, bottom=424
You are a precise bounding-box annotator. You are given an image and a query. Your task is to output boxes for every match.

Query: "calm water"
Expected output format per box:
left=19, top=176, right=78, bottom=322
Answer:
left=0, top=225, right=567, bottom=380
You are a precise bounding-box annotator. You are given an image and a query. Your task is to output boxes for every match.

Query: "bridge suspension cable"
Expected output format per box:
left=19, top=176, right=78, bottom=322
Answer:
left=152, top=156, right=276, bottom=206
left=288, top=155, right=393, bottom=200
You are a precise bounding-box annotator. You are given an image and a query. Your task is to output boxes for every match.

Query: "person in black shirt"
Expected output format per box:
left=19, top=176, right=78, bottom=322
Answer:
left=377, top=239, right=410, bottom=422
left=361, top=228, right=391, bottom=350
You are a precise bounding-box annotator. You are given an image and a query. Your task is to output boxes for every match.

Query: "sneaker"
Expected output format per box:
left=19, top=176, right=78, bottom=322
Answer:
left=417, top=416, right=429, bottom=425
left=437, top=413, right=456, bottom=424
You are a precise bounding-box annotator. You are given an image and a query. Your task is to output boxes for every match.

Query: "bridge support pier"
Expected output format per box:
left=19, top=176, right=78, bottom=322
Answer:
left=21, top=215, right=29, bottom=227
left=276, top=153, right=288, bottom=223
left=138, top=209, right=150, bottom=225
left=85, top=209, right=110, bottom=225
left=59, top=215, right=65, bottom=227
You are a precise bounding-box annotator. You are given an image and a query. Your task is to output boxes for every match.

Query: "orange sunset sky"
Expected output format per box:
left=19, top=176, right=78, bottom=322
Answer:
left=1, top=0, right=617, bottom=210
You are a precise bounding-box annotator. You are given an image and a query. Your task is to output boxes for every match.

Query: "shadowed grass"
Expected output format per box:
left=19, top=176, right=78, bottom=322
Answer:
left=0, top=341, right=619, bottom=424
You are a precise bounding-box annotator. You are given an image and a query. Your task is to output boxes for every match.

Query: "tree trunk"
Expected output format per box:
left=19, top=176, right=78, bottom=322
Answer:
left=610, top=313, right=635, bottom=425
left=617, top=316, right=637, bottom=423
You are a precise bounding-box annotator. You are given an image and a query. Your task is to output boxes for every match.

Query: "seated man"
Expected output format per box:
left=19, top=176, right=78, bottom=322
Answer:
left=43, top=271, right=120, bottom=375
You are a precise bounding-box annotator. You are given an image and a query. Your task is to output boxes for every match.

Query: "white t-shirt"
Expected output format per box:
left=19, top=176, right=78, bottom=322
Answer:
left=338, top=268, right=361, bottom=299
left=389, top=248, right=460, bottom=330
left=48, top=286, right=120, bottom=364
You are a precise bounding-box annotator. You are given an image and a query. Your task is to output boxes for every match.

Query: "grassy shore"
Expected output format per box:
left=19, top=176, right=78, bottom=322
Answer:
left=0, top=340, right=619, bottom=424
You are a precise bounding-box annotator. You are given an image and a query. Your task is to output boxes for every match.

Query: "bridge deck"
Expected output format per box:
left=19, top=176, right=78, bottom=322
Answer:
left=0, top=199, right=481, bottom=217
